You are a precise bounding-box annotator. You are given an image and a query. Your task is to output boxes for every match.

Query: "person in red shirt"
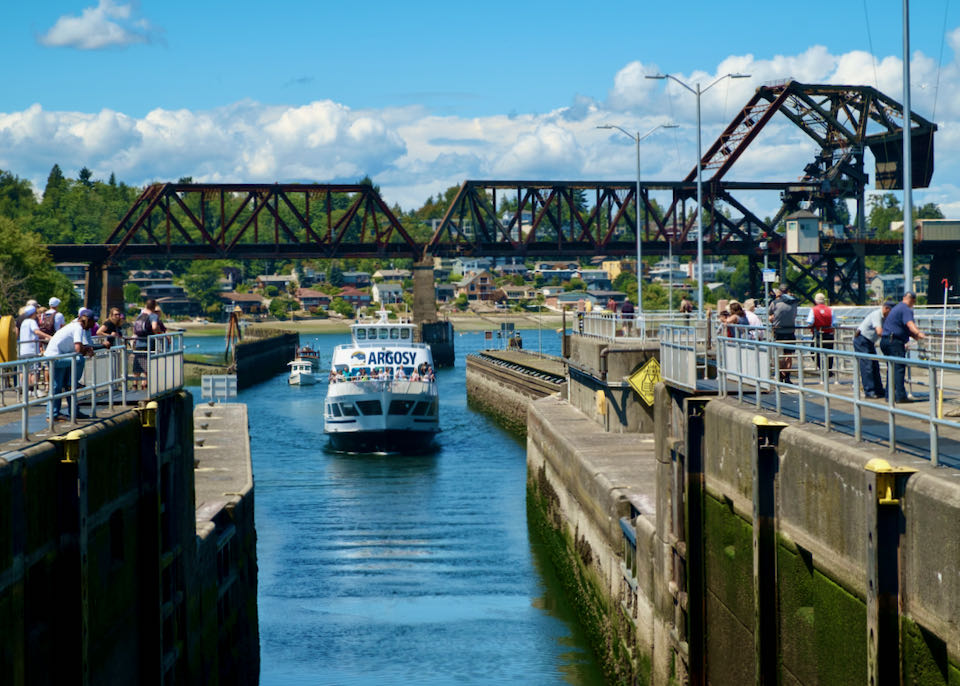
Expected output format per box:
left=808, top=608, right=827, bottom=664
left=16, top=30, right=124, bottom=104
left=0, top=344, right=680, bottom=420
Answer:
left=806, top=293, right=836, bottom=376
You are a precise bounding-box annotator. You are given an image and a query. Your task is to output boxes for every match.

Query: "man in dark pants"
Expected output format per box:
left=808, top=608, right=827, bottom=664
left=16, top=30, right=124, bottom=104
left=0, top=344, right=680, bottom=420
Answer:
left=768, top=284, right=799, bottom=383
left=853, top=301, right=892, bottom=398
left=879, top=292, right=926, bottom=402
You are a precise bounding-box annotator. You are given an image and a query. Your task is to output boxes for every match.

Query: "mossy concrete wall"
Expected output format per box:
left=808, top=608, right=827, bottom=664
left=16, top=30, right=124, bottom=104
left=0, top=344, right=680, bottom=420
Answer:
left=465, top=355, right=544, bottom=434
left=527, top=396, right=668, bottom=684
left=0, top=392, right=259, bottom=684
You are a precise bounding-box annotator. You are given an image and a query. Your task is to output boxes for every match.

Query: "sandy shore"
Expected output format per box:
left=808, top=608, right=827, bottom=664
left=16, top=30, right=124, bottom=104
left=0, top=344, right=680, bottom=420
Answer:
left=175, top=312, right=567, bottom=336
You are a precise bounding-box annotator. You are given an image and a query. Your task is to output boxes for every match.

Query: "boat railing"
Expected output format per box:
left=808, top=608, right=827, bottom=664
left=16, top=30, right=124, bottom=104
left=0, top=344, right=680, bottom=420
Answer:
left=329, top=378, right=437, bottom=394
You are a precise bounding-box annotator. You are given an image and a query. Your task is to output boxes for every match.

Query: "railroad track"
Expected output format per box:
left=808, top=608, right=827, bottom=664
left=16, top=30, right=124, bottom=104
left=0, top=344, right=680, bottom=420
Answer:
left=467, top=352, right=566, bottom=397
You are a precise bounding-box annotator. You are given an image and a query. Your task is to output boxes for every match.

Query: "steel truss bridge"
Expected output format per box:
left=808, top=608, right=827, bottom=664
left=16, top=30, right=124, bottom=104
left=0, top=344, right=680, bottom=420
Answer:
left=50, top=80, right=939, bottom=304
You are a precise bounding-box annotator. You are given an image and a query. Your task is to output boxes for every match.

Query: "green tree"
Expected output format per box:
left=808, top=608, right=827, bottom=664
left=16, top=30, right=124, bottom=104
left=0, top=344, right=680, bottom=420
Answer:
left=183, top=262, right=224, bottom=314
left=330, top=297, right=354, bottom=317
left=123, top=282, right=141, bottom=304
left=269, top=296, right=296, bottom=318
left=454, top=293, right=469, bottom=311
left=0, top=217, right=77, bottom=313
left=0, top=170, right=38, bottom=219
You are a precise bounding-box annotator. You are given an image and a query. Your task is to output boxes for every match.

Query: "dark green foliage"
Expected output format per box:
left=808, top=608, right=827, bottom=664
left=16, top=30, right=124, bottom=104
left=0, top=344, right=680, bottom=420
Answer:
left=0, top=217, right=77, bottom=313
left=183, top=262, right=225, bottom=314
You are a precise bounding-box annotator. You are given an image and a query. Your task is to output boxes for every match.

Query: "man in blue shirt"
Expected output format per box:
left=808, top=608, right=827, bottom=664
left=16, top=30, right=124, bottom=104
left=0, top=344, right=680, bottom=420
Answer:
left=879, top=292, right=926, bottom=402
left=854, top=301, right=892, bottom=398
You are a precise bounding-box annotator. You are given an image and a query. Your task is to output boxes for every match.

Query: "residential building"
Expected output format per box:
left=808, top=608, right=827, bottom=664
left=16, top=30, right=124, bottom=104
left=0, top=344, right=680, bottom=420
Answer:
left=341, top=272, right=372, bottom=287
left=256, top=273, right=297, bottom=291
left=219, top=292, right=266, bottom=314
left=494, top=261, right=529, bottom=278
left=155, top=296, right=201, bottom=318
left=579, top=269, right=612, bottom=290
left=372, top=282, right=404, bottom=304
left=142, top=284, right=188, bottom=300
left=456, top=270, right=495, bottom=301
left=295, top=288, right=332, bottom=310
left=500, top=285, right=534, bottom=301
left=338, top=286, right=372, bottom=307
left=127, top=269, right=174, bottom=289
left=373, top=268, right=411, bottom=281
left=56, top=262, right=87, bottom=300
left=534, top=261, right=579, bottom=273
left=871, top=274, right=905, bottom=301
left=537, top=268, right=579, bottom=283
left=435, top=283, right=456, bottom=302
left=601, top=260, right=634, bottom=281
left=452, top=257, right=492, bottom=277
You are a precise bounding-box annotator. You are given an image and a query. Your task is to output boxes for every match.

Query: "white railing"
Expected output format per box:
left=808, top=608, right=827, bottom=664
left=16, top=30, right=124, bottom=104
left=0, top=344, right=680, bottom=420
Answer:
left=0, top=347, right=126, bottom=441
left=329, top=379, right=436, bottom=395
left=716, top=328, right=960, bottom=465
left=0, top=332, right=185, bottom=443
left=145, top=332, right=184, bottom=397
left=579, top=311, right=708, bottom=342
left=659, top=324, right=706, bottom=391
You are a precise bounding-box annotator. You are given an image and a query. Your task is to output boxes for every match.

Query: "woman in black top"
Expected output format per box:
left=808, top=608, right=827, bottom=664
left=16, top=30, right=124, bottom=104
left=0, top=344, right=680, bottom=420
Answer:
left=96, top=307, right=126, bottom=347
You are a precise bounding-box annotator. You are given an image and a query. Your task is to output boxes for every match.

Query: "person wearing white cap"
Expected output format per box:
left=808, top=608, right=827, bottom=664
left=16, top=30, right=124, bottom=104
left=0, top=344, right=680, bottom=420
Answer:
left=43, top=309, right=97, bottom=421
left=47, top=297, right=65, bottom=332
left=17, top=305, right=51, bottom=358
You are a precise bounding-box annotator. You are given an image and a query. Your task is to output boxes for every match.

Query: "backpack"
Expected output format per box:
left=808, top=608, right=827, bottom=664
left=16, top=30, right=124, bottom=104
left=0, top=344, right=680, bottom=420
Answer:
left=133, top=312, right=151, bottom=337
left=38, top=311, right=56, bottom=336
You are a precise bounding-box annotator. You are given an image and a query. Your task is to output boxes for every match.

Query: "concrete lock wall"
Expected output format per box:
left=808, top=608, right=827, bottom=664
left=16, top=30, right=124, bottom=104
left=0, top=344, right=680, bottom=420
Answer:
left=0, top=392, right=259, bottom=685
left=526, top=396, right=666, bottom=684
left=564, top=335, right=658, bottom=434
left=465, top=355, right=555, bottom=434
left=235, top=330, right=299, bottom=388
left=469, top=342, right=960, bottom=684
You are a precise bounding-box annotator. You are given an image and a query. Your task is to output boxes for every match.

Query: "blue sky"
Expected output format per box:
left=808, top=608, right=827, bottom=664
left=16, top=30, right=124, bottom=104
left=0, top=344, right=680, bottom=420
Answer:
left=3, top=0, right=960, bottom=216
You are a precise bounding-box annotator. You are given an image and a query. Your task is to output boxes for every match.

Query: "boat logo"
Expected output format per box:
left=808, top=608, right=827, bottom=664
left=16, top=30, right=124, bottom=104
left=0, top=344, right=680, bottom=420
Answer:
left=350, top=350, right=366, bottom=363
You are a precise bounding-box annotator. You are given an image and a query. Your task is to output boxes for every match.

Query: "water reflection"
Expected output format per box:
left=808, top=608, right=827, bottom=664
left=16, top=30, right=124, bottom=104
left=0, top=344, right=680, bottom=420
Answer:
left=194, top=330, right=604, bottom=685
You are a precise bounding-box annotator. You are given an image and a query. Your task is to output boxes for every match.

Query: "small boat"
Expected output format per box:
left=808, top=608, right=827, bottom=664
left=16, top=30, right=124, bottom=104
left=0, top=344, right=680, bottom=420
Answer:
left=297, top=346, right=321, bottom=371
left=288, top=359, right=317, bottom=386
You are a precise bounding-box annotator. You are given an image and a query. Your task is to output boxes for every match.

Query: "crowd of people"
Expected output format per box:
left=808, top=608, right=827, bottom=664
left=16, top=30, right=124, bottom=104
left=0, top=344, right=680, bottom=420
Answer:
left=6, top=297, right=169, bottom=421
left=329, top=362, right=436, bottom=384
left=715, top=284, right=927, bottom=403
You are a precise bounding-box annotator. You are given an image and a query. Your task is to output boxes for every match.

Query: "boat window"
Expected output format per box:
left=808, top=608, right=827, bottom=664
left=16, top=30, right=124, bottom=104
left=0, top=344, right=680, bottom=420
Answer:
left=355, top=328, right=366, bottom=340
left=428, top=401, right=438, bottom=416
left=411, top=401, right=430, bottom=416
left=390, top=328, right=399, bottom=339
left=340, top=403, right=359, bottom=417
left=400, top=328, right=411, bottom=340
left=356, top=400, right=383, bottom=416
left=334, top=364, right=348, bottom=373
left=389, top=400, right=415, bottom=415
left=401, top=367, right=415, bottom=378
left=368, top=328, right=377, bottom=339
left=329, top=403, right=342, bottom=417
left=378, top=328, right=389, bottom=340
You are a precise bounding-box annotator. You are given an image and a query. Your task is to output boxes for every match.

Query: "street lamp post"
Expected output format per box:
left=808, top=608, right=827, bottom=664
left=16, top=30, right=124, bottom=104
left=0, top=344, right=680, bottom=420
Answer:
left=597, top=122, right=677, bottom=316
left=646, top=72, right=750, bottom=317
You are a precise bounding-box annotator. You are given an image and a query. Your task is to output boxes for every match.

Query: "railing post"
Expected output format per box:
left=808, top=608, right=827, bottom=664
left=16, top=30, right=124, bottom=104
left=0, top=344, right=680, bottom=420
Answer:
left=853, top=353, right=862, bottom=443
left=20, top=363, right=29, bottom=441
left=929, top=366, right=939, bottom=466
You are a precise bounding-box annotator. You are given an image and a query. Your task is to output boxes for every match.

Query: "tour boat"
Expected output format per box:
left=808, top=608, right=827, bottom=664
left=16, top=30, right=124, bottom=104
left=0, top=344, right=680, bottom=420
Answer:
left=324, top=310, right=439, bottom=453
left=288, top=359, right=317, bottom=386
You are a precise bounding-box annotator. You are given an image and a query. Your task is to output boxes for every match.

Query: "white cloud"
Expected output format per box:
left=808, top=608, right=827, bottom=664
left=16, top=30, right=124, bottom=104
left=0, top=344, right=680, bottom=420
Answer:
left=6, top=34, right=960, bottom=215
left=39, top=0, right=159, bottom=50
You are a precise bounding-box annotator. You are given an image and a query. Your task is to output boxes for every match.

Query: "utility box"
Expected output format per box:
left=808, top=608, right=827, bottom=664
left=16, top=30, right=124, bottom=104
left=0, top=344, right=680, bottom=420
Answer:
left=918, top=219, right=960, bottom=242
left=785, top=210, right=820, bottom=254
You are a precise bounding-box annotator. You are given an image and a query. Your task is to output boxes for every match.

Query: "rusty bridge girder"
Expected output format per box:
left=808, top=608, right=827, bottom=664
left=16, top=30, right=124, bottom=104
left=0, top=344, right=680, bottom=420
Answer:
left=46, top=81, right=939, bottom=305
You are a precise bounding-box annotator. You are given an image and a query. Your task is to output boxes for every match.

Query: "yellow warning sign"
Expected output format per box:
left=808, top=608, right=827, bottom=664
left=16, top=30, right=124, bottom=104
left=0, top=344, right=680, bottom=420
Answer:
left=628, top=357, right=661, bottom=406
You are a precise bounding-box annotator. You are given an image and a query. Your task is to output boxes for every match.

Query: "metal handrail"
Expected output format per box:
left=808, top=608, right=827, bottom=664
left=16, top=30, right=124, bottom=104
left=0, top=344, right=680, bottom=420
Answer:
left=0, top=347, right=126, bottom=441
left=716, top=329, right=960, bottom=465
left=580, top=311, right=708, bottom=342
left=0, top=332, right=184, bottom=443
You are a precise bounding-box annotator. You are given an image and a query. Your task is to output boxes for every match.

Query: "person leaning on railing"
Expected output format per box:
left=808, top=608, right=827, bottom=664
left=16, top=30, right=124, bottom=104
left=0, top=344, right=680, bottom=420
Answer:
left=853, top=301, right=892, bottom=399
left=880, top=292, right=926, bottom=403
left=96, top=307, right=126, bottom=347
left=44, top=308, right=97, bottom=422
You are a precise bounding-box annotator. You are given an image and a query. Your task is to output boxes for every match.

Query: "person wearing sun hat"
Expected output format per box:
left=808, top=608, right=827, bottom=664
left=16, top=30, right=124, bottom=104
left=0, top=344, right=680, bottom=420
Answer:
left=46, top=297, right=66, bottom=333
